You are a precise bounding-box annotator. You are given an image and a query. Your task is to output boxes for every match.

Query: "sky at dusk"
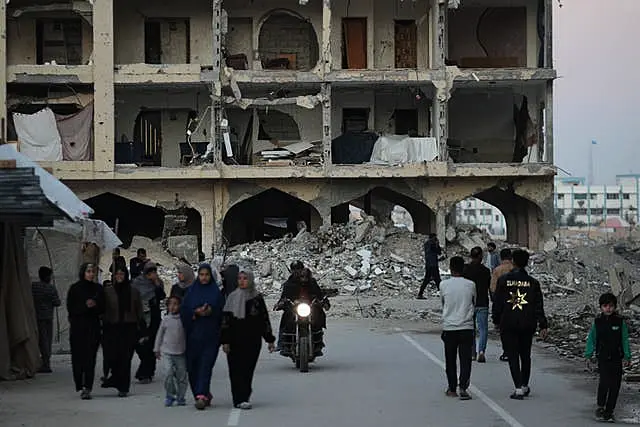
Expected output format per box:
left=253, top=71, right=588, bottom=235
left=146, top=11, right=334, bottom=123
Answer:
left=553, top=0, right=640, bottom=183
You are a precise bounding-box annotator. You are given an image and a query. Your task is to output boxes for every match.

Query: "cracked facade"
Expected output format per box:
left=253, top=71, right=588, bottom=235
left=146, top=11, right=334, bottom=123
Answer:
left=0, top=0, right=557, bottom=254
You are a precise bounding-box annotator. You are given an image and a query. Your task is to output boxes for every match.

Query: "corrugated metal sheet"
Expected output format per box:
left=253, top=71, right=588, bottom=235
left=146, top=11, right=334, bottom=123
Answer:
left=0, top=168, right=64, bottom=226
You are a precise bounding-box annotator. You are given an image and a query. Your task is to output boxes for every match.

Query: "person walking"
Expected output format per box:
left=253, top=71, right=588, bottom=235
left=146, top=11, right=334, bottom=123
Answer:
left=417, top=234, right=442, bottom=299
left=154, top=295, right=188, bottom=407
left=101, top=266, right=144, bottom=397
left=440, top=256, right=476, bottom=400
left=492, top=249, right=548, bottom=400
left=109, top=248, right=127, bottom=277
left=32, top=266, right=61, bottom=374
left=483, top=242, right=500, bottom=271
left=132, top=262, right=166, bottom=384
left=221, top=264, right=240, bottom=297
left=66, top=263, right=104, bottom=400
left=221, top=269, right=276, bottom=409
left=464, top=247, right=491, bottom=363
left=129, top=248, right=148, bottom=279
left=585, top=293, right=631, bottom=422
left=181, top=263, right=225, bottom=410
left=491, top=248, right=514, bottom=362
left=170, top=265, right=195, bottom=300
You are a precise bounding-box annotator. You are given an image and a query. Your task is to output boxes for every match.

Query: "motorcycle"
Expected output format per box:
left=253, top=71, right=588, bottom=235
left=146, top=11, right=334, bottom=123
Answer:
left=276, top=297, right=328, bottom=373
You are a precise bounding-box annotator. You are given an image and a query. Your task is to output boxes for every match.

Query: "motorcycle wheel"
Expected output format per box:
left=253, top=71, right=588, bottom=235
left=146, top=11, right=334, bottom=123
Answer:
left=298, top=337, right=310, bottom=373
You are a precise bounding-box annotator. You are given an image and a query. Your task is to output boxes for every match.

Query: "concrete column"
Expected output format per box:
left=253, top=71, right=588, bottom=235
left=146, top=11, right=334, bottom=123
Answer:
left=436, top=209, right=447, bottom=250
left=431, top=0, right=447, bottom=69
left=544, top=80, right=554, bottom=164
left=0, top=1, right=6, bottom=145
left=93, top=0, right=115, bottom=173
left=322, top=0, right=332, bottom=75
left=433, top=88, right=449, bottom=160
left=212, top=181, right=226, bottom=256
left=321, top=83, right=332, bottom=169
left=544, top=0, right=553, bottom=69
left=212, top=0, right=222, bottom=80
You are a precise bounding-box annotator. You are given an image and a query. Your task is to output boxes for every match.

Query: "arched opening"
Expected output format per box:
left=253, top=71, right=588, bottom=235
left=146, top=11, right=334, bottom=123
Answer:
left=223, top=189, right=322, bottom=246
left=449, top=197, right=507, bottom=240
left=85, top=193, right=165, bottom=248
left=258, top=10, right=320, bottom=71
left=332, top=187, right=434, bottom=235
left=448, top=187, right=544, bottom=248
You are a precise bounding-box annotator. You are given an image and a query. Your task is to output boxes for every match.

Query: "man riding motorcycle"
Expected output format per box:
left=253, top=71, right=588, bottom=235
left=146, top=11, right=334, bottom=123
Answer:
left=275, top=262, right=329, bottom=357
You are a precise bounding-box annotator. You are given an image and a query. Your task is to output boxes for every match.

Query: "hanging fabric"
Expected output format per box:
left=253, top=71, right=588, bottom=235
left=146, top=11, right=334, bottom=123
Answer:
left=13, top=108, right=63, bottom=161
left=55, top=102, right=94, bottom=161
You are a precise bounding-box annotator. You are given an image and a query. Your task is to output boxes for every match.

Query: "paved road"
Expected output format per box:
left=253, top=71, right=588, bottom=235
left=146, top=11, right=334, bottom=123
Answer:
left=0, top=319, right=633, bottom=427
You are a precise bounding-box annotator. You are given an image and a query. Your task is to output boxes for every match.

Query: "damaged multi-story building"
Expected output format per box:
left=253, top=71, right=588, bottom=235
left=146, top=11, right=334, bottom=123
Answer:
left=0, top=0, right=556, bottom=259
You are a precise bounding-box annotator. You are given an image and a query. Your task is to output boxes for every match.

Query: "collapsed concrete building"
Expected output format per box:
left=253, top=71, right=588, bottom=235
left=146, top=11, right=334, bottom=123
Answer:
left=0, top=0, right=556, bottom=258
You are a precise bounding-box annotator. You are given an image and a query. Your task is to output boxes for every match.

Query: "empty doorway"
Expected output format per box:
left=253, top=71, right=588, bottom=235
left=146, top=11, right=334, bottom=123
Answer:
left=395, top=20, right=417, bottom=68
left=394, top=109, right=419, bottom=136
left=342, top=18, right=367, bottom=69
left=134, top=110, right=162, bottom=166
left=145, top=19, right=190, bottom=64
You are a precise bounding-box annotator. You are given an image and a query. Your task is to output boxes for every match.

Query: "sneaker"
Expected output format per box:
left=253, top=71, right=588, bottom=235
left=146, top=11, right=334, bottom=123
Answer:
left=238, top=402, right=252, bottom=410
left=177, top=399, right=187, bottom=406
left=445, top=389, right=458, bottom=397
left=595, top=407, right=605, bottom=421
left=195, top=396, right=207, bottom=410
left=80, top=388, right=92, bottom=400
left=477, top=353, right=486, bottom=363
left=522, top=386, right=531, bottom=397
left=118, top=391, right=128, bottom=398
left=459, top=389, right=472, bottom=400
left=510, top=390, right=524, bottom=400
left=500, top=354, right=509, bottom=362
left=603, top=412, right=615, bottom=423
left=165, top=397, right=175, bottom=407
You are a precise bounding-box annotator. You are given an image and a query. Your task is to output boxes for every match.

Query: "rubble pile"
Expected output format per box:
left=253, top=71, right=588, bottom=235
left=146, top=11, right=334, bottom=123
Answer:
left=226, top=215, right=431, bottom=298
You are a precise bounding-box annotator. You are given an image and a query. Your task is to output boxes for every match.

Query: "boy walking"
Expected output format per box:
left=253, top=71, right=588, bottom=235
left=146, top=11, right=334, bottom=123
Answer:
left=440, top=256, right=476, bottom=400
left=154, top=296, right=188, bottom=406
left=585, top=293, right=631, bottom=422
left=32, top=266, right=61, bottom=373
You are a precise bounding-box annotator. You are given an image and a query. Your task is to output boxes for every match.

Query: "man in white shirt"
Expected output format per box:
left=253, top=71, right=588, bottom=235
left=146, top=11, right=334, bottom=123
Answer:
left=440, top=256, right=476, bottom=400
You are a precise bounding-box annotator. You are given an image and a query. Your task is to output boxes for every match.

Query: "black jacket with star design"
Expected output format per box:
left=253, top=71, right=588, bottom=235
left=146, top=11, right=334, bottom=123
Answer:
left=492, top=268, right=548, bottom=333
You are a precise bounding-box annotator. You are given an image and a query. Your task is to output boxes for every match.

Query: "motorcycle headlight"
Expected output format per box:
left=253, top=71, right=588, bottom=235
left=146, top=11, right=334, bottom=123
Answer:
left=296, top=303, right=311, bottom=317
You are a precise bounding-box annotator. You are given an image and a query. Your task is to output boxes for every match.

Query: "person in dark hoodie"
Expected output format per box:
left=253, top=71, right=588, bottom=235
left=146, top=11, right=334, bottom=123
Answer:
left=170, top=265, right=196, bottom=300
left=132, top=262, right=166, bottom=384
left=463, top=246, right=492, bottom=363
left=221, top=268, right=276, bottom=409
left=492, top=249, right=548, bottom=400
left=417, top=234, right=442, bottom=298
left=66, top=263, right=105, bottom=400
left=221, top=264, right=240, bottom=297
left=32, top=266, right=61, bottom=374
left=101, top=266, right=144, bottom=397
left=181, top=263, right=225, bottom=410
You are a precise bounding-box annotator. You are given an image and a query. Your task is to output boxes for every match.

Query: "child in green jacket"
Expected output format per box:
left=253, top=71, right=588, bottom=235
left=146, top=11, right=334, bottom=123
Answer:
left=584, top=293, right=631, bottom=422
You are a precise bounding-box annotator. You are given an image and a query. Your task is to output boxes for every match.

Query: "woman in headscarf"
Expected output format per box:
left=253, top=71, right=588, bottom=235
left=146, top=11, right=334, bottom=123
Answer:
left=66, top=263, right=104, bottom=400
left=181, top=263, right=225, bottom=410
left=101, top=266, right=144, bottom=397
left=170, top=265, right=195, bottom=300
left=221, top=269, right=275, bottom=409
left=220, top=264, right=239, bottom=297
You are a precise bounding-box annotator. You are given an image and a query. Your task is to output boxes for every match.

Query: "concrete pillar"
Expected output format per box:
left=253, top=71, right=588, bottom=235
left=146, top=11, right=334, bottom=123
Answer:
left=544, top=80, right=554, bottom=164
left=322, top=0, right=332, bottom=75
left=433, top=87, right=449, bottom=161
left=93, top=0, right=115, bottom=173
left=431, top=0, right=447, bottom=69
left=213, top=0, right=222, bottom=80
left=436, top=209, right=447, bottom=250
left=321, top=83, right=332, bottom=169
left=527, top=203, right=540, bottom=250
left=0, top=0, right=6, bottom=145
left=212, top=182, right=226, bottom=256
left=544, top=0, right=553, bottom=69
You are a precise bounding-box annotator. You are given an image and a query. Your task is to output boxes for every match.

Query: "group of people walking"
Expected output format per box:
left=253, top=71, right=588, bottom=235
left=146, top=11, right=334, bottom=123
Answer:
left=437, top=244, right=631, bottom=422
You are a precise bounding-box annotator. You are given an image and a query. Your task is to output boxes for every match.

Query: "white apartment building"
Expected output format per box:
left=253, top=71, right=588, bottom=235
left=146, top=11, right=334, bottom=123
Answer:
left=554, top=176, right=640, bottom=227
left=454, top=197, right=506, bottom=239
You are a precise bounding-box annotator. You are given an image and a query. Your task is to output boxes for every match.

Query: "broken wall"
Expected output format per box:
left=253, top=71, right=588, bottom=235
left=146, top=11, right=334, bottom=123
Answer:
left=115, top=88, right=211, bottom=168
left=447, top=0, right=539, bottom=68
left=7, top=16, right=93, bottom=65
left=225, top=17, right=253, bottom=67
left=373, top=89, right=430, bottom=136
left=224, top=0, right=323, bottom=71
left=260, top=105, right=322, bottom=143
left=331, top=89, right=375, bottom=136
left=114, top=0, right=213, bottom=64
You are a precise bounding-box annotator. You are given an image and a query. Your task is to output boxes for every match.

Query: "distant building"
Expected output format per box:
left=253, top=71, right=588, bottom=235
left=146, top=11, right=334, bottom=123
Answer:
left=454, top=198, right=506, bottom=239
left=554, top=175, right=640, bottom=227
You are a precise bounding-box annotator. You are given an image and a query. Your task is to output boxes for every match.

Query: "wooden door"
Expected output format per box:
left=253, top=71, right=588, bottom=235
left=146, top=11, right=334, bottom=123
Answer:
left=395, top=20, right=417, bottom=68
left=342, top=18, right=367, bottom=69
